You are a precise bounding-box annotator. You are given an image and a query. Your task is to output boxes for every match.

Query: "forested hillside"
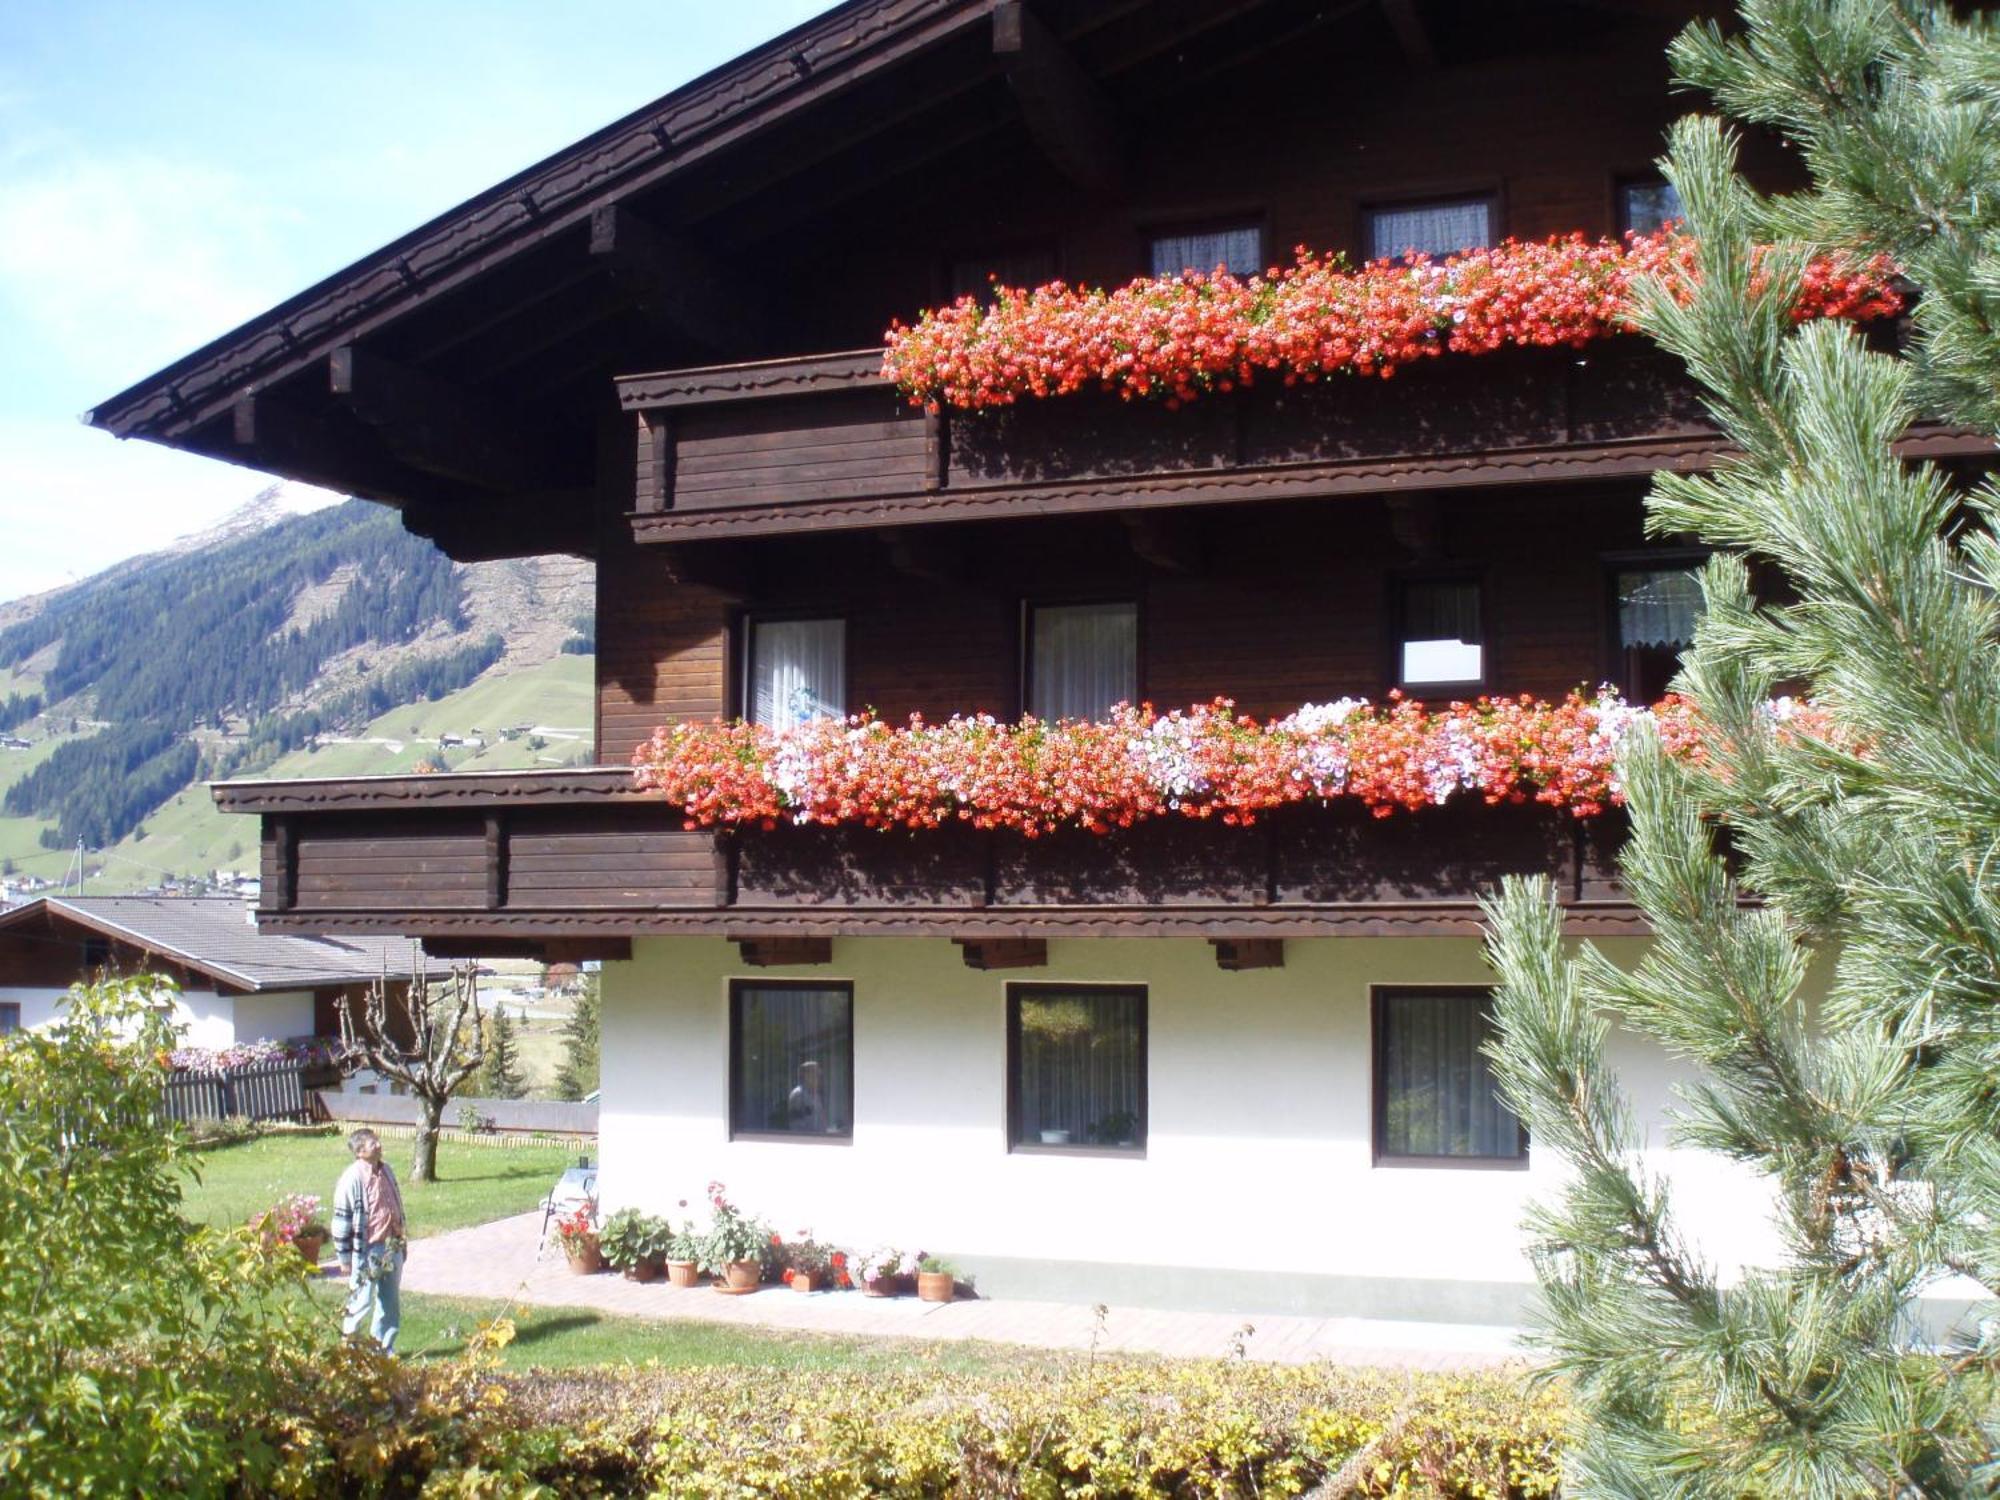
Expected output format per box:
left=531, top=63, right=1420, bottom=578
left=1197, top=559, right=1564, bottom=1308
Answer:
left=0, top=494, right=593, bottom=885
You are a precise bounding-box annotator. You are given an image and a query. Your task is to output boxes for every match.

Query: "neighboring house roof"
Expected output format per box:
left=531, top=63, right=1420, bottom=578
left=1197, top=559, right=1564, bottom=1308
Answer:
left=0, top=897, right=422, bottom=993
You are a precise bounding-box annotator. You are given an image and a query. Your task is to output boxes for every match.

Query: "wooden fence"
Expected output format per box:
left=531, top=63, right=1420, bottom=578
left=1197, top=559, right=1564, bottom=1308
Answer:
left=160, top=1058, right=311, bottom=1124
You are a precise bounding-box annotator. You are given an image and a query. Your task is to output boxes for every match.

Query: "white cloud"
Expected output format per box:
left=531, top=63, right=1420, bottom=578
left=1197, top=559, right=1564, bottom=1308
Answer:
left=0, top=414, right=343, bottom=602
left=0, top=151, right=299, bottom=392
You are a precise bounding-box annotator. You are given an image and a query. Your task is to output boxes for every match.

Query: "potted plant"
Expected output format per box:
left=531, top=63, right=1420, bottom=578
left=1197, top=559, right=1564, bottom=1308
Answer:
left=251, top=1193, right=328, bottom=1265
left=916, top=1254, right=957, bottom=1303
left=553, top=1202, right=603, bottom=1275
left=664, top=1210, right=702, bottom=1288
left=780, top=1230, right=835, bottom=1292
left=698, top=1181, right=771, bottom=1291
left=856, top=1246, right=920, bottom=1297
left=599, top=1207, right=669, bottom=1282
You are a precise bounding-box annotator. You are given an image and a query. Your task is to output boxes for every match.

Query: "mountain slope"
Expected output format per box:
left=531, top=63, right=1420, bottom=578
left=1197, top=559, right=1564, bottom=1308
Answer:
left=0, top=490, right=594, bottom=894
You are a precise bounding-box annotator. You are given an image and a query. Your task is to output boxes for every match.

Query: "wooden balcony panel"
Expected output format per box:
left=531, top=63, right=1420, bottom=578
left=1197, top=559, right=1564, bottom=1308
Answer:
left=222, top=768, right=1640, bottom=939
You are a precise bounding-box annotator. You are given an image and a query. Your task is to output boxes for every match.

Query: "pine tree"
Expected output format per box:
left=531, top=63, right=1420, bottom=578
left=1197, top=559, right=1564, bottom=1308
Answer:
left=478, top=1007, right=527, bottom=1100
left=1481, top=5, right=2000, bottom=1493
left=552, top=973, right=600, bottom=1102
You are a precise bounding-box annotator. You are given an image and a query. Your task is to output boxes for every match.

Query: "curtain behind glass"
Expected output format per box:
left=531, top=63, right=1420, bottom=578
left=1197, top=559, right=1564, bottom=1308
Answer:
left=1620, top=180, right=1684, bottom=235
left=1150, top=226, right=1263, bottom=278
left=1014, top=989, right=1144, bottom=1148
left=1399, top=580, right=1483, bottom=685
left=1617, top=567, right=1703, bottom=649
left=1378, top=991, right=1522, bottom=1158
left=1368, top=200, right=1492, bottom=260
left=732, top=985, right=851, bottom=1137
left=749, top=618, right=845, bottom=730
left=1030, top=603, right=1137, bottom=721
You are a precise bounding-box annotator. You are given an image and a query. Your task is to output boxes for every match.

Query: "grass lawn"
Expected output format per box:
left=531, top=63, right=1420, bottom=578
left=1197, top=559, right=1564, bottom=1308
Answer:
left=182, top=1130, right=579, bottom=1238
left=304, top=1286, right=1046, bottom=1376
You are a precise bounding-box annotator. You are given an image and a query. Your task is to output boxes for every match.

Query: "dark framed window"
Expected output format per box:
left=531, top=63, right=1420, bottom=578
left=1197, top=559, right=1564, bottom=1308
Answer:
left=1373, top=987, right=1527, bottom=1167
left=1025, top=600, right=1138, bottom=721
left=1365, top=196, right=1494, bottom=261
left=1007, top=985, right=1147, bottom=1154
left=0, top=1002, right=18, bottom=1034
left=1395, top=578, right=1484, bottom=690
left=949, top=244, right=1059, bottom=303
left=744, top=616, right=845, bottom=730
left=1611, top=562, right=1704, bottom=703
left=1618, top=177, right=1683, bottom=236
left=728, top=980, right=854, bottom=1141
left=1149, top=221, right=1264, bottom=278
left=82, top=936, right=110, bottom=969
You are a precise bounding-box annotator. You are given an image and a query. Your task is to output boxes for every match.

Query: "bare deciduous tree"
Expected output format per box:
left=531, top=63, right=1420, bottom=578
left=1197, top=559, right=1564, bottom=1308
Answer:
left=338, top=956, right=486, bottom=1183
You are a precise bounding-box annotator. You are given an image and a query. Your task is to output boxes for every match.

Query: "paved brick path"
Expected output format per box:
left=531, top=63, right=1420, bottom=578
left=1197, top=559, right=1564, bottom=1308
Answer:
left=396, top=1212, right=1525, bottom=1370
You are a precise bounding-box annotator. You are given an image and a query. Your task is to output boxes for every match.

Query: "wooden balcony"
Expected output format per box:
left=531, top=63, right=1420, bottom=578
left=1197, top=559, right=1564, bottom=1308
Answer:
left=616, top=340, right=1733, bottom=545
left=216, top=766, right=1642, bottom=952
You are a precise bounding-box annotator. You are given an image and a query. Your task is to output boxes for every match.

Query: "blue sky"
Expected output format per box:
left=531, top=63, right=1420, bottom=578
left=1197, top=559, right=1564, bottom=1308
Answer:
left=0, top=1, right=838, bottom=601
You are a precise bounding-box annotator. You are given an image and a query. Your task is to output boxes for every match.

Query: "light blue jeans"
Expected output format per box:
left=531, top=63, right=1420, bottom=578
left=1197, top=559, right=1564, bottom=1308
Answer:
left=342, top=1241, right=403, bottom=1355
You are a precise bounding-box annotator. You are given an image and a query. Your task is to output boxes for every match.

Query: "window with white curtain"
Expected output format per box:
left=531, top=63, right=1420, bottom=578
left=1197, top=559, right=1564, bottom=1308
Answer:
left=1619, top=178, right=1684, bottom=236
left=1365, top=197, right=1493, bottom=261
left=729, top=981, right=853, bottom=1139
left=746, top=617, right=845, bottom=730
left=1027, top=602, right=1137, bottom=721
left=1149, top=224, right=1264, bottom=278
left=1009, top=986, right=1146, bottom=1152
left=1397, top=579, right=1483, bottom=687
left=1374, top=988, right=1526, bottom=1164
left=1615, top=564, right=1703, bottom=703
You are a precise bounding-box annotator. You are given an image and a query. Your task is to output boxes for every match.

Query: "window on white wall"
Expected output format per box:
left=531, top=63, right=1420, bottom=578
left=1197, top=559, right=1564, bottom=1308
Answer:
left=0, top=1002, right=18, bottom=1034
left=1365, top=197, right=1494, bottom=261
left=729, top=981, right=853, bottom=1140
left=1008, top=985, right=1146, bottom=1153
left=1373, top=987, right=1526, bottom=1165
left=1027, top=601, right=1138, bottom=721
left=746, top=617, right=845, bottom=730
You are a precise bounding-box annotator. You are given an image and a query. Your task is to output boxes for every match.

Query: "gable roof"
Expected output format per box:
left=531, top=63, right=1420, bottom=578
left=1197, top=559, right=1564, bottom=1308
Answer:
left=0, top=897, right=421, bottom=993
left=84, top=0, right=979, bottom=449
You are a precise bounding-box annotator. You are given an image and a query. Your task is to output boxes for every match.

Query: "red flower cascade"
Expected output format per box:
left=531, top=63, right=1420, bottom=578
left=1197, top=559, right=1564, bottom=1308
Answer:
left=882, top=230, right=1901, bottom=411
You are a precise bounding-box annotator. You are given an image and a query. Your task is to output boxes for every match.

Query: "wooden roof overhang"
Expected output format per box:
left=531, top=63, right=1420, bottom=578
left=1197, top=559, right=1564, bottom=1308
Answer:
left=215, top=765, right=1652, bottom=947
left=84, top=0, right=1416, bottom=563
left=613, top=346, right=1999, bottom=545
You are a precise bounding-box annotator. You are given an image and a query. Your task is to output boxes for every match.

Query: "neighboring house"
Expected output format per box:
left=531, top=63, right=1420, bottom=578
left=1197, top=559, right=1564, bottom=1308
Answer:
left=0, top=896, right=419, bottom=1046
left=86, top=2, right=1992, bottom=1323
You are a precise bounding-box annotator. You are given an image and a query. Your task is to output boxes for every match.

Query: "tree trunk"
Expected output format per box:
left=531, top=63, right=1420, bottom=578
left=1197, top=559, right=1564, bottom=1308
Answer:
left=411, top=1096, right=443, bottom=1184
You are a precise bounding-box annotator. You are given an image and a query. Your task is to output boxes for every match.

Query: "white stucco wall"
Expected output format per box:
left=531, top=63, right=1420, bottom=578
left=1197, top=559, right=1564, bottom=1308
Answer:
left=598, top=935, right=1792, bottom=1304
left=0, top=985, right=314, bottom=1046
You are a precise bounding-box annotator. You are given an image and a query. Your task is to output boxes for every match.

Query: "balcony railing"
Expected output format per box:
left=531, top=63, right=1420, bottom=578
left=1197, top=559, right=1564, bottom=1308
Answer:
left=216, top=766, right=1636, bottom=947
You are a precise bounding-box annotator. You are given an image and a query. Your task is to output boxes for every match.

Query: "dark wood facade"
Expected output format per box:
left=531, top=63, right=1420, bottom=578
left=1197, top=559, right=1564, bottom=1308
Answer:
left=85, top=1, right=1991, bottom=951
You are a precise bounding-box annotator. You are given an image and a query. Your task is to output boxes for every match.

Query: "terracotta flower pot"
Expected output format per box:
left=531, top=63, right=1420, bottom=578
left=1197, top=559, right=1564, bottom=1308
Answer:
left=666, top=1258, right=700, bottom=1288
left=916, top=1270, right=955, bottom=1303
left=721, top=1259, right=761, bottom=1291
left=863, top=1274, right=899, bottom=1297
left=564, top=1240, right=604, bottom=1275
left=292, top=1230, right=327, bottom=1265
left=626, top=1257, right=664, bottom=1283
left=790, top=1269, right=820, bottom=1292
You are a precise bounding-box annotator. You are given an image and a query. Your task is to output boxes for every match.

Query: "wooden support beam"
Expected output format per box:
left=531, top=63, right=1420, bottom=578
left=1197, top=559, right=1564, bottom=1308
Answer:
left=329, top=344, right=559, bottom=493
left=732, top=935, right=834, bottom=967
left=484, top=814, right=509, bottom=911
left=1385, top=493, right=1442, bottom=561
left=1379, top=0, right=1437, bottom=69
left=654, top=542, right=750, bottom=599
left=637, top=413, right=674, bottom=513
left=992, top=2, right=1123, bottom=190
left=956, top=937, right=1048, bottom=971
left=1210, top=938, right=1284, bottom=971
left=401, top=490, right=597, bottom=562
left=1121, top=512, right=1204, bottom=573
left=881, top=527, right=968, bottom=585
left=229, top=393, right=454, bottom=508
left=589, top=203, right=770, bottom=357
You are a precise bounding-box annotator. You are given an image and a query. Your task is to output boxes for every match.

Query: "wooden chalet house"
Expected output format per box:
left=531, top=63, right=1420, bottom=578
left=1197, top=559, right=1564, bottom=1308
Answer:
left=90, top=1, right=1989, bottom=1323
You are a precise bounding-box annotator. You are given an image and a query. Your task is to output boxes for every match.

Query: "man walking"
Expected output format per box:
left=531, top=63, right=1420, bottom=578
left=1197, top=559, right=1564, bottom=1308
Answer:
left=331, top=1128, right=406, bottom=1355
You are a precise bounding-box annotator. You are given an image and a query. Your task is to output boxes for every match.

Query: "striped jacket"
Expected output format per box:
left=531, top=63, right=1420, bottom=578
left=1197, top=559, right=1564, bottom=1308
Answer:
left=330, top=1158, right=401, bottom=1259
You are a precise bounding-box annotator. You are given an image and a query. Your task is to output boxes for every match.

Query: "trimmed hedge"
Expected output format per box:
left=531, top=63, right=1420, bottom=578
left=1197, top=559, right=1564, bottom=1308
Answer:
left=250, top=1343, right=1565, bottom=1497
